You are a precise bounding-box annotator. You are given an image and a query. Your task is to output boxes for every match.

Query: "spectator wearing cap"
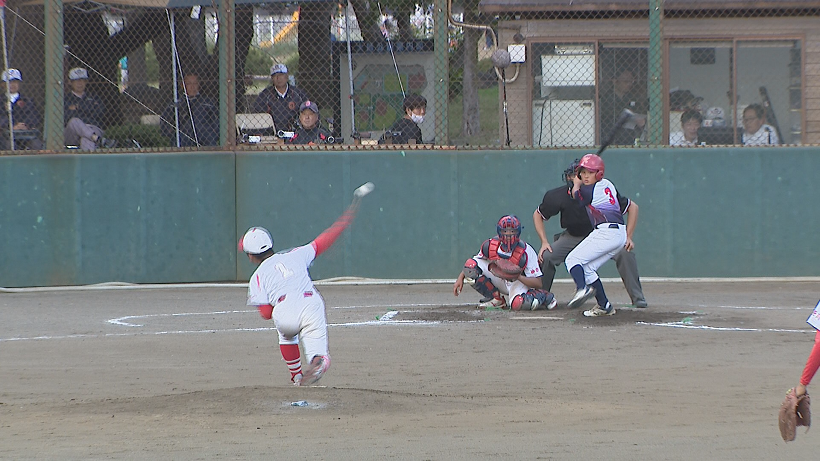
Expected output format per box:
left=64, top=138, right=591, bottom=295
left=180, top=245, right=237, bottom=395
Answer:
left=0, top=68, right=43, bottom=150
left=669, top=109, right=703, bottom=146
left=160, top=73, right=219, bottom=147
left=380, top=93, right=426, bottom=144
left=251, top=63, right=308, bottom=133
left=64, top=67, right=115, bottom=150
left=288, top=100, right=331, bottom=145
left=742, top=103, right=779, bottom=146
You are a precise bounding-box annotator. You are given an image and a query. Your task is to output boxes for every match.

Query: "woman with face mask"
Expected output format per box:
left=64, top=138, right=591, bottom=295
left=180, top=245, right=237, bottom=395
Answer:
left=380, top=93, right=426, bottom=145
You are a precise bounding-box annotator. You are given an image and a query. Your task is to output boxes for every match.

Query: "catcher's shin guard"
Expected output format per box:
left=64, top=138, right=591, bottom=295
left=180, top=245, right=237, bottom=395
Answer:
left=511, top=289, right=555, bottom=311
left=462, top=258, right=483, bottom=280
left=470, top=274, right=501, bottom=302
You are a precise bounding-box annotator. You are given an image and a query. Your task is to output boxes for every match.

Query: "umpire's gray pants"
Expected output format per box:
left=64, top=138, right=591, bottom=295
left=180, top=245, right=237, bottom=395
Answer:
left=540, top=231, right=646, bottom=305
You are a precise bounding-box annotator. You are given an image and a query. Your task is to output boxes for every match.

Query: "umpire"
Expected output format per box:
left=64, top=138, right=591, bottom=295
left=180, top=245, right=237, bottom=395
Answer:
left=532, top=158, right=647, bottom=308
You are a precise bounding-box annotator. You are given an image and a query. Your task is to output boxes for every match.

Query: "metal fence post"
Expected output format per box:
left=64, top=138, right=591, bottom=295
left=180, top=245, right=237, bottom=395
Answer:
left=648, top=0, right=664, bottom=145
left=43, top=0, right=63, bottom=151
left=433, top=0, right=449, bottom=145
left=219, top=0, right=236, bottom=148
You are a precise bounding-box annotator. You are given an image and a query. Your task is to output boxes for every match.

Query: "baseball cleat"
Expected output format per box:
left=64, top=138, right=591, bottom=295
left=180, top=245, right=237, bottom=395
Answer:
left=478, top=297, right=506, bottom=309
left=291, top=372, right=303, bottom=386
left=300, top=355, right=330, bottom=386
left=584, top=302, right=615, bottom=317
left=567, top=286, right=595, bottom=309
left=530, top=293, right=557, bottom=311
left=633, top=299, right=648, bottom=308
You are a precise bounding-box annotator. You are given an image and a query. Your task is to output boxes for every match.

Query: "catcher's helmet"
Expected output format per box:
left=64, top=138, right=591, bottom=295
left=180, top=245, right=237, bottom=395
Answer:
left=239, top=227, right=273, bottom=254
left=577, top=154, right=605, bottom=181
left=497, top=215, right=521, bottom=250
left=563, top=158, right=581, bottom=185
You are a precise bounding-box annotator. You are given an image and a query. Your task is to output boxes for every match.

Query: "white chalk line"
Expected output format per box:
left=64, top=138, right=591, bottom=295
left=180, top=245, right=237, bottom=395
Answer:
left=638, top=322, right=813, bottom=333
left=1, top=305, right=480, bottom=342
left=2, top=301, right=814, bottom=342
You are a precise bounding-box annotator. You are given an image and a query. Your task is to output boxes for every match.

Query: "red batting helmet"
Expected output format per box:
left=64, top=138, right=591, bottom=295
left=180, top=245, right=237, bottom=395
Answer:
left=497, top=215, right=521, bottom=250
left=577, top=154, right=605, bottom=181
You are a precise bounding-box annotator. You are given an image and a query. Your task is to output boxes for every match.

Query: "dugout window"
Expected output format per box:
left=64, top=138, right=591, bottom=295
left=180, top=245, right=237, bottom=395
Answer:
left=598, top=42, right=650, bottom=146
left=668, top=39, right=802, bottom=146
left=530, top=42, right=597, bottom=147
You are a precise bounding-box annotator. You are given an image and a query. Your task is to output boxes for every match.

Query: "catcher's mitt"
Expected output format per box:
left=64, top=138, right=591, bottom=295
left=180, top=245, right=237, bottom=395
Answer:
left=488, top=259, right=523, bottom=281
left=779, top=388, right=811, bottom=442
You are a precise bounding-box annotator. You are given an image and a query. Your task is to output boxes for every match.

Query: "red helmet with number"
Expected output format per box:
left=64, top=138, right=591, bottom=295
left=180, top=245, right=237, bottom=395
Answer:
left=497, top=215, right=521, bottom=250
left=577, top=154, right=605, bottom=181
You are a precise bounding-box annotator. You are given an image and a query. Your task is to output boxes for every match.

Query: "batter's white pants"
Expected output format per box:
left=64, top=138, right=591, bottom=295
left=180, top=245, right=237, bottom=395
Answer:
left=474, top=257, right=530, bottom=302
left=272, top=291, right=328, bottom=361
left=565, top=225, right=627, bottom=285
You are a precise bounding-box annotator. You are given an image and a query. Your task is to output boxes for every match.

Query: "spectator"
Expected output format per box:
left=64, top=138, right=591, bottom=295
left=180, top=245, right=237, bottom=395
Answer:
left=288, top=100, right=331, bottom=145
left=669, top=109, right=703, bottom=146
left=252, top=63, right=307, bottom=133
left=64, top=67, right=115, bottom=150
left=0, top=68, right=43, bottom=150
left=600, top=69, right=647, bottom=146
left=380, top=93, right=426, bottom=145
left=741, top=103, right=779, bottom=146
left=161, top=73, right=219, bottom=147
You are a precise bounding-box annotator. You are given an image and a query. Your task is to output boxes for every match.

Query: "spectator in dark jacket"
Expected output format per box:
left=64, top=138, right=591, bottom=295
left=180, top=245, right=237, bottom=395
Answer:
left=64, top=67, right=115, bottom=150
left=252, top=64, right=308, bottom=133
left=161, top=73, right=219, bottom=147
left=380, top=93, right=426, bottom=144
left=0, top=68, right=43, bottom=150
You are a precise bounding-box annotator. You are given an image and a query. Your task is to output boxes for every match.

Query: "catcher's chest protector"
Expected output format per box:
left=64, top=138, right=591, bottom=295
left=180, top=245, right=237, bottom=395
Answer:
left=484, top=238, right=527, bottom=269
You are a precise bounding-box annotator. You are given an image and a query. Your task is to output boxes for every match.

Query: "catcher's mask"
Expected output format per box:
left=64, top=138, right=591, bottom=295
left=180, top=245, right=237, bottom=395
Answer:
left=577, top=154, right=605, bottom=181
left=564, top=158, right=581, bottom=187
left=496, top=215, right=521, bottom=251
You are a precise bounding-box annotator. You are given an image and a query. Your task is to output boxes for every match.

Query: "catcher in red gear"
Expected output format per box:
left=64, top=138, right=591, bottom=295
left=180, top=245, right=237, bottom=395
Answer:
left=779, top=329, right=819, bottom=441
left=453, top=215, right=556, bottom=311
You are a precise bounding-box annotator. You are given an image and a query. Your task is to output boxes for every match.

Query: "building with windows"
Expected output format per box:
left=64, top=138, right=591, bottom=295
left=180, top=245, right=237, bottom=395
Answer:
left=479, top=0, right=820, bottom=146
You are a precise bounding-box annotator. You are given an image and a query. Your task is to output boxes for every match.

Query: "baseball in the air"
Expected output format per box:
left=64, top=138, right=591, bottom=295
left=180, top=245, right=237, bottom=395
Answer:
left=354, top=182, right=375, bottom=198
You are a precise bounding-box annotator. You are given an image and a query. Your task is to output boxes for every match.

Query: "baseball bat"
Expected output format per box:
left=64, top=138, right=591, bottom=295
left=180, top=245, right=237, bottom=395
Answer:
left=597, top=108, right=637, bottom=156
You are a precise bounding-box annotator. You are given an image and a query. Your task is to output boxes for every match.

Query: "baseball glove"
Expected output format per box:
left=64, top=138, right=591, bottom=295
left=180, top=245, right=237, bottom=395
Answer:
left=488, top=259, right=523, bottom=281
left=779, top=388, right=811, bottom=442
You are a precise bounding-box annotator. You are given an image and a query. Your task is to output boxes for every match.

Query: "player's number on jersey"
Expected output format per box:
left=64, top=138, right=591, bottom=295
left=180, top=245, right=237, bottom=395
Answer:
left=275, top=263, right=294, bottom=278
left=604, top=187, right=616, bottom=205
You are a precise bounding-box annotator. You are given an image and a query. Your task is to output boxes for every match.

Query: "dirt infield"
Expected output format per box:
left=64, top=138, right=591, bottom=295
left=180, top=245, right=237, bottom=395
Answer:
left=2, top=280, right=819, bottom=460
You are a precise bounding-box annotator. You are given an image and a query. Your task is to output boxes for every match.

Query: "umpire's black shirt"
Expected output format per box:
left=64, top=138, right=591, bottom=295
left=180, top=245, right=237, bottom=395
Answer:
left=538, top=185, right=630, bottom=238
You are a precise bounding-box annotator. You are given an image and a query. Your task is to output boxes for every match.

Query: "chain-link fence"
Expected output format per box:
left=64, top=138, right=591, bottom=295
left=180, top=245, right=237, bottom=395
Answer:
left=0, top=0, right=817, bottom=152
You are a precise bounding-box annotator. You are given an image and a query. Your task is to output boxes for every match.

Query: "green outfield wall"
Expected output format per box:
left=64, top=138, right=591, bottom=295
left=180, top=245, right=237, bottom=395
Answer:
left=1, top=147, right=817, bottom=288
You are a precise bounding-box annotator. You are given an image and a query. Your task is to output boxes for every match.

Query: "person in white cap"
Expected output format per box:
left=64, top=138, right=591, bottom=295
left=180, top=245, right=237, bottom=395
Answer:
left=64, top=67, right=116, bottom=150
left=0, top=68, right=43, bottom=150
left=238, top=198, right=362, bottom=386
left=287, top=100, right=331, bottom=144
left=251, top=63, right=308, bottom=133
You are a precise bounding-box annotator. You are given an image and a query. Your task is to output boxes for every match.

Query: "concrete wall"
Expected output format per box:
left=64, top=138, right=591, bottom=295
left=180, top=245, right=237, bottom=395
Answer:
left=1, top=147, right=818, bottom=288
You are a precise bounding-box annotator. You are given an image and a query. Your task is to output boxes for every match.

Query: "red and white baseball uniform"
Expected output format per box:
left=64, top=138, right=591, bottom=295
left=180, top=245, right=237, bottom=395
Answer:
left=473, top=238, right=542, bottom=302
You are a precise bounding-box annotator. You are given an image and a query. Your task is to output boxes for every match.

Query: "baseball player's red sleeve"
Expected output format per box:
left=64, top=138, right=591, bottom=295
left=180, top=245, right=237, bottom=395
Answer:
left=257, top=304, right=273, bottom=320
left=800, top=330, right=820, bottom=386
left=311, top=206, right=357, bottom=257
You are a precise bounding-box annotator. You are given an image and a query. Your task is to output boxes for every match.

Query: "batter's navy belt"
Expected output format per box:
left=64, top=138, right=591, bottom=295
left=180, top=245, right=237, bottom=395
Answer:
left=596, top=223, right=623, bottom=229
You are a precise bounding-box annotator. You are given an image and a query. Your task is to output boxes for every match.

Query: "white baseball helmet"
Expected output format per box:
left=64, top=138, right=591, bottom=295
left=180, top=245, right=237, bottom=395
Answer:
left=239, top=227, right=273, bottom=254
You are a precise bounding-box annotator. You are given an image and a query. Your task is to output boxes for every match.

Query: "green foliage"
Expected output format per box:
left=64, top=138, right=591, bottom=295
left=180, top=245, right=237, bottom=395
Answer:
left=245, top=47, right=274, bottom=76
left=146, top=42, right=159, bottom=84
left=105, top=124, right=171, bottom=148
left=448, top=86, right=500, bottom=145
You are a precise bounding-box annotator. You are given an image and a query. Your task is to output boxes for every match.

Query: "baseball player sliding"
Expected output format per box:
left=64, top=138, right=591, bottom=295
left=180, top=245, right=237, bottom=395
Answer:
left=239, top=182, right=374, bottom=386
left=453, top=215, right=556, bottom=311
